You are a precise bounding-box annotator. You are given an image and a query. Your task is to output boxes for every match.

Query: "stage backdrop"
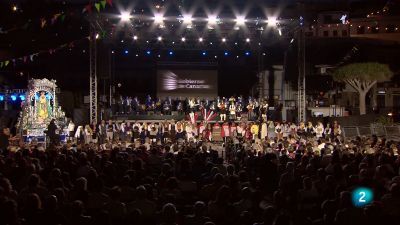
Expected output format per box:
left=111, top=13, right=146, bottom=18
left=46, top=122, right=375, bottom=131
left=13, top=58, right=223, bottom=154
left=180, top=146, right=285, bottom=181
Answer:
left=157, top=70, right=218, bottom=98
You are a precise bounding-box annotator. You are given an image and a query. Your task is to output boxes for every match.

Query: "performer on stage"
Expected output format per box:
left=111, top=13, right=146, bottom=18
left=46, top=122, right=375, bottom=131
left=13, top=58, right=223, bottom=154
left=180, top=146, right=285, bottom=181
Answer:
left=230, top=122, right=237, bottom=138
left=282, top=122, right=290, bottom=139
left=260, top=121, right=268, bottom=140
left=67, top=120, right=75, bottom=141
left=229, top=102, right=236, bottom=120
left=297, top=122, right=306, bottom=138
left=289, top=122, right=298, bottom=138
left=236, top=102, right=243, bottom=121
left=247, top=98, right=255, bottom=120
left=275, top=122, right=283, bottom=140
left=324, top=123, right=332, bottom=140
left=267, top=121, right=276, bottom=139
left=222, top=122, right=230, bottom=142
left=250, top=122, right=259, bottom=141
left=37, top=91, right=52, bottom=122
left=218, top=99, right=227, bottom=122
left=306, top=122, right=315, bottom=137
left=333, top=121, right=342, bottom=138
left=259, top=101, right=268, bottom=122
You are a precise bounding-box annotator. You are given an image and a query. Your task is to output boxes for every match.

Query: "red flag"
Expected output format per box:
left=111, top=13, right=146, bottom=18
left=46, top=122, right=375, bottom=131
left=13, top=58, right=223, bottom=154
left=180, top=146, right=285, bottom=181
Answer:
left=83, top=4, right=92, bottom=13
left=106, top=0, right=113, bottom=6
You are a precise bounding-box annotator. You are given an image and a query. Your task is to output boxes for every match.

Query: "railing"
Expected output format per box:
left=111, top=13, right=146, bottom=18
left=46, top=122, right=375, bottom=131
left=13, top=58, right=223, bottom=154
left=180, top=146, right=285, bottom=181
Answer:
left=342, top=124, right=400, bottom=140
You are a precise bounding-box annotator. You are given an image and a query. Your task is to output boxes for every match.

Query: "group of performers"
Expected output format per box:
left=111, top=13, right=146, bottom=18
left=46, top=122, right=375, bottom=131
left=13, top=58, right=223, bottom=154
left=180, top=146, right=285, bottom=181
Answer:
left=67, top=119, right=342, bottom=145
left=113, top=95, right=269, bottom=121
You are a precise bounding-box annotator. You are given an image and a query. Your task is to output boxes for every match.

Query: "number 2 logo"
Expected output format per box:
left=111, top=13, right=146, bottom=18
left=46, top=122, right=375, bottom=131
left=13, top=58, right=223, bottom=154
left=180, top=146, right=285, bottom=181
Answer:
left=359, top=191, right=366, bottom=203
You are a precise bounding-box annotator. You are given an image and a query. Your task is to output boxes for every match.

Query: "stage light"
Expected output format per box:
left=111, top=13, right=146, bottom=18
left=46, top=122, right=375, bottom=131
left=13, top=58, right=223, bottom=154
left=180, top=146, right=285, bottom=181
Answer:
left=12, top=5, right=17, bottom=12
left=157, top=54, right=161, bottom=58
left=133, top=35, right=138, bottom=40
left=267, top=17, right=278, bottom=26
left=181, top=37, right=186, bottom=42
left=135, top=54, right=139, bottom=57
left=235, top=16, right=246, bottom=25
left=210, top=42, right=213, bottom=45
left=199, top=37, right=203, bottom=42
left=95, top=33, right=100, bottom=39
left=222, top=38, right=226, bottom=43
left=236, top=56, right=239, bottom=59
left=157, top=36, right=163, bottom=41
left=0, top=95, right=4, bottom=101
left=182, top=14, right=193, bottom=24
left=11, top=95, right=17, bottom=101
left=154, top=14, right=164, bottom=24
left=246, top=38, right=250, bottom=43
left=19, top=95, right=25, bottom=101
left=111, top=50, right=115, bottom=54
left=208, top=15, right=219, bottom=24
left=290, top=38, right=294, bottom=43
left=214, top=55, right=218, bottom=59
left=124, top=50, right=129, bottom=54
left=235, top=42, right=238, bottom=45
left=202, top=51, right=207, bottom=56
left=146, top=50, right=151, bottom=55
left=245, top=51, right=251, bottom=56
left=278, top=28, right=282, bottom=36
left=224, top=51, right=229, bottom=56
left=119, top=11, right=132, bottom=22
left=169, top=51, right=174, bottom=55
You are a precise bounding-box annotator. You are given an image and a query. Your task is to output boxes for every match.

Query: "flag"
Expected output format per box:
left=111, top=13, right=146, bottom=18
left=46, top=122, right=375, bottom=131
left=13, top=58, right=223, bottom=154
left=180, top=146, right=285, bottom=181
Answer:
left=106, top=0, right=113, bottom=6
left=94, top=3, right=100, bottom=12
left=100, top=0, right=106, bottom=9
left=83, top=4, right=92, bottom=13
left=0, top=62, right=3, bottom=68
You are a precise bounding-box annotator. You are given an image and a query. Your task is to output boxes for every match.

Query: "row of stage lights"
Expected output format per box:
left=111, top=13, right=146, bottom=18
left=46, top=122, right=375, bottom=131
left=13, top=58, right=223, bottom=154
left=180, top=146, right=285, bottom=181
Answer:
left=114, top=49, right=258, bottom=58
left=103, top=35, right=264, bottom=43
left=118, top=10, right=279, bottom=27
left=0, top=94, right=25, bottom=101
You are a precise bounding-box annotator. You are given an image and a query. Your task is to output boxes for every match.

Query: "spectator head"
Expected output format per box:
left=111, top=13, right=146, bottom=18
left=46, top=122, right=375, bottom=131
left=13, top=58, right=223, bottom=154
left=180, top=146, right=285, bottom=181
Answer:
left=44, top=195, right=58, bottom=211
left=136, top=185, right=147, bottom=200
left=109, top=186, right=121, bottom=200
left=390, top=183, right=400, bottom=197
left=26, top=193, right=42, bottom=211
left=241, top=187, right=252, bottom=199
left=71, top=200, right=84, bottom=216
left=339, top=191, right=352, bottom=208
left=193, top=201, right=206, bottom=216
left=302, top=177, right=312, bottom=190
left=162, top=203, right=177, bottom=224
left=75, top=177, right=87, bottom=191
left=273, top=214, right=292, bottom=225
left=262, top=206, right=277, bottom=225
left=28, top=174, right=40, bottom=188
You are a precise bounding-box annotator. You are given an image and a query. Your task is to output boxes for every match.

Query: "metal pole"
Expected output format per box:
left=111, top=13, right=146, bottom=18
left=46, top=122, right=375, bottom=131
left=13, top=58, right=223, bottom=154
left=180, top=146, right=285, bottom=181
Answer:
left=89, top=20, right=98, bottom=124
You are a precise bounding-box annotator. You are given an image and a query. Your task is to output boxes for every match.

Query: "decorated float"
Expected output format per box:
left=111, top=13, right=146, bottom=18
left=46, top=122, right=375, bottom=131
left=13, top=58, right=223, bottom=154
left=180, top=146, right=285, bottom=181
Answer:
left=17, top=78, right=68, bottom=143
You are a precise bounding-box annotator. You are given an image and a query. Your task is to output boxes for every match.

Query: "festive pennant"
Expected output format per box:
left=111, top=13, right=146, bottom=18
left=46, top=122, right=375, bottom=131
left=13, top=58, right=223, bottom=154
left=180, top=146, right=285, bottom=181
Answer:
left=106, top=0, right=113, bottom=6
left=83, top=4, right=92, bottom=13
left=94, top=3, right=101, bottom=12
left=4, top=61, right=9, bottom=67
left=0, top=62, right=3, bottom=68
left=100, top=0, right=107, bottom=9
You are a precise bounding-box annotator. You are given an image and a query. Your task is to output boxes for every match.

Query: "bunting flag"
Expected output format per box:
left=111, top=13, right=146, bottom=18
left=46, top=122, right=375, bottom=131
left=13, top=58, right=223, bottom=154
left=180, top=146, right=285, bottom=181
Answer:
left=0, top=36, right=89, bottom=70
left=94, top=3, right=101, bottom=12
left=100, top=0, right=107, bottom=9
left=107, top=0, right=113, bottom=6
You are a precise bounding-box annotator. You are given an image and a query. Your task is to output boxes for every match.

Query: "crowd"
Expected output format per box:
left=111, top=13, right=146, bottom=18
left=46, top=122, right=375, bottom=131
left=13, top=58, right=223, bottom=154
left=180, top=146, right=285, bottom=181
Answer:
left=0, top=118, right=400, bottom=225
left=112, top=95, right=270, bottom=119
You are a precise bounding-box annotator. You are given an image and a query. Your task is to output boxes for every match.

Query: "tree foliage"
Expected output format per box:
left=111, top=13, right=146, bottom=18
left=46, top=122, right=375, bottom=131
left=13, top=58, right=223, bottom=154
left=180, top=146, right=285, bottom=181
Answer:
left=333, top=62, right=393, bottom=82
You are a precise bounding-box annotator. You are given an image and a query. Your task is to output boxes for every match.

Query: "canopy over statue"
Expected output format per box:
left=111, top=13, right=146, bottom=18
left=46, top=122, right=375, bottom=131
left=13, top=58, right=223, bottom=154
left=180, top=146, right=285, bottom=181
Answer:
left=17, top=78, right=68, bottom=141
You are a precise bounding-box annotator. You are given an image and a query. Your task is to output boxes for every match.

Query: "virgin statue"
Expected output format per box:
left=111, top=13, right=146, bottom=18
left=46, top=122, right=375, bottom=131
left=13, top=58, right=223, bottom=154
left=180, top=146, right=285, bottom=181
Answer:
left=36, top=92, right=52, bottom=122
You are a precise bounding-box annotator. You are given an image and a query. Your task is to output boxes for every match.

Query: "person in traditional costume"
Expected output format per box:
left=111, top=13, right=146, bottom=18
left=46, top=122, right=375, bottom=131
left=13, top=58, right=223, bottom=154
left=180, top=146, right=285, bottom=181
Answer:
left=275, top=122, right=283, bottom=140
left=106, top=120, right=116, bottom=141
left=219, top=99, right=227, bottom=122
left=185, top=122, right=193, bottom=141
left=247, top=99, right=255, bottom=120
left=67, top=120, right=75, bottom=141
left=289, top=122, right=297, bottom=138
left=333, top=121, right=342, bottom=138
left=222, top=122, right=230, bottom=142
left=250, top=122, right=259, bottom=141
left=267, top=121, right=276, bottom=139
left=315, top=122, right=324, bottom=139
left=297, top=122, right=306, bottom=137
left=259, top=101, right=268, bottom=122
left=212, top=122, right=222, bottom=141
left=282, top=122, right=290, bottom=139
left=75, top=126, right=84, bottom=144
left=84, top=125, right=93, bottom=144
left=306, top=122, right=315, bottom=137
left=37, top=91, right=52, bottom=122
left=324, top=123, right=332, bottom=140
left=260, top=121, right=268, bottom=140
left=98, top=120, right=107, bottom=144
left=229, top=102, right=236, bottom=120
left=236, top=102, right=243, bottom=121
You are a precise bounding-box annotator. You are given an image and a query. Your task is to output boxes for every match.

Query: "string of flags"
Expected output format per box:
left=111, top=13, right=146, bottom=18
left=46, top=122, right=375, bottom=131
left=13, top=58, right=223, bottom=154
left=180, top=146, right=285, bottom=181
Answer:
left=0, top=37, right=89, bottom=69
left=1, top=0, right=113, bottom=34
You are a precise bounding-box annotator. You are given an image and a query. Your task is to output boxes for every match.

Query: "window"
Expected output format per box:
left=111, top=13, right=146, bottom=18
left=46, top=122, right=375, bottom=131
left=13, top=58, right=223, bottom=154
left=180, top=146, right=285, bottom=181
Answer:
left=342, top=30, right=348, bottom=36
left=333, top=30, right=338, bottom=36
left=323, top=30, right=329, bottom=37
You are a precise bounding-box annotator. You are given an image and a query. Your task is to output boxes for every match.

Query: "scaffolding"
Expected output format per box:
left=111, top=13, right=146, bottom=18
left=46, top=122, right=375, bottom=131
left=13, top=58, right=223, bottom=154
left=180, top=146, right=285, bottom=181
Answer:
left=89, top=20, right=98, bottom=124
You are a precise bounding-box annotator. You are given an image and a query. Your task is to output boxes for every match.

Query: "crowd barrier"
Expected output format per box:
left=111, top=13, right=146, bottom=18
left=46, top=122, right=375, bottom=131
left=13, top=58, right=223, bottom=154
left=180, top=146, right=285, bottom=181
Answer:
left=342, top=124, right=400, bottom=140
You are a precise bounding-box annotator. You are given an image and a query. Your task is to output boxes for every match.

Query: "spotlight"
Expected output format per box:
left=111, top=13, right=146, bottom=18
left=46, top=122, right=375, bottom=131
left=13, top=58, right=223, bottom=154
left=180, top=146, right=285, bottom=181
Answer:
left=222, top=38, right=226, bottom=43
left=12, top=5, right=17, bottom=12
left=182, top=14, right=193, bottom=24
left=198, top=37, right=204, bottom=42
left=245, top=51, right=250, bottom=56
left=246, top=38, right=250, bottom=43
left=124, top=50, right=129, bottom=54
left=278, top=28, right=282, bottom=36
left=169, top=51, right=173, bottom=55
left=235, top=16, right=246, bottom=25
left=135, top=54, right=139, bottom=57
left=146, top=50, right=151, bottom=55
left=158, top=54, right=161, bottom=58
left=210, top=42, right=213, bottom=45
left=290, top=38, right=294, bottom=43
left=202, top=51, right=207, bottom=56
left=133, top=35, right=138, bottom=40
left=208, top=15, right=219, bottom=24
left=111, top=50, right=115, bottom=54
left=157, top=36, right=163, bottom=41
left=267, top=17, right=278, bottom=26
left=19, top=95, right=25, bottom=101
left=0, top=95, right=4, bottom=101
left=119, top=11, right=132, bottom=22
left=95, top=33, right=100, bottom=39
left=181, top=37, right=186, bottom=42
left=154, top=14, right=164, bottom=24
left=214, top=55, right=218, bottom=59
left=224, top=51, right=229, bottom=56
left=11, top=95, right=17, bottom=101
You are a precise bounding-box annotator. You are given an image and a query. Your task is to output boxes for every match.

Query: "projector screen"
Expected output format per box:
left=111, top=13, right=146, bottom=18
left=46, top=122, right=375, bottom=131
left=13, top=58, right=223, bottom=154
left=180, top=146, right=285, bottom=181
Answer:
left=157, top=70, right=218, bottom=98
